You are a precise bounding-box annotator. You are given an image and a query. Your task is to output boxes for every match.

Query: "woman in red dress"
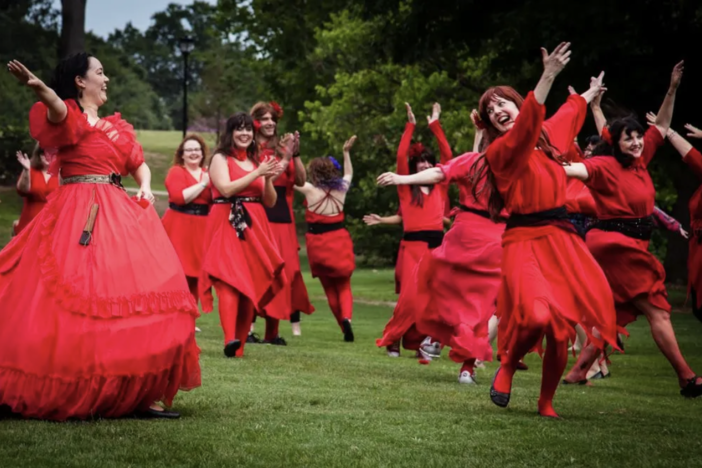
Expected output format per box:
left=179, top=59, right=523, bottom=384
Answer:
left=0, top=55, right=200, bottom=420
left=562, top=63, right=702, bottom=398
left=162, top=135, right=212, bottom=312
left=199, top=112, right=286, bottom=358
left=375, top=102, right=452, bottom=357
left=13, top=145, right=58, bottom=235
left=474, top=43, right=618, bottom=418
left=296, top=136, right=357, bottom=342
left=250, top=101, right=314, bottom=343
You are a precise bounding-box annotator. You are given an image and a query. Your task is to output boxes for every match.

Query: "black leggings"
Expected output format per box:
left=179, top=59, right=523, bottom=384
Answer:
left=253, top=311, right=301, bottom=324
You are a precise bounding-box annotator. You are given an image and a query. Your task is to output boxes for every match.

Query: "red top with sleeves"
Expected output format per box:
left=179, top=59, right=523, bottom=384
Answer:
left=438, top=152, right=490, bottom=211
left=396, top=121, right=452, bottom=232
left=582, top=126, right=664, bottom=219
left=164, top=166, right=212, bottom=205
left=15, top=168, right=59, bottom=234
left=486, top=92, right=587, bottom=215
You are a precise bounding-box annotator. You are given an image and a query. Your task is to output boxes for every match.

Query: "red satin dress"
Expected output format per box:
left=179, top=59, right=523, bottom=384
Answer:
left=14, top=168, right=58, bottom=235
left=0, top=99, right=201, bottom=420
left=583, top=127, right=669, bottom=327
left=683, top=148, right=702, bottom=313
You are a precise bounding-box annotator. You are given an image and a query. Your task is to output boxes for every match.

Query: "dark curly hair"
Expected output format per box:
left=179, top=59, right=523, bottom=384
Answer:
left=50, top=52, right=93, bottom=102
left=308, top=157, right=348, bottom=192
left=215, top=112, right=258, bottom=164
left=592, top=117, right=645, bottom=168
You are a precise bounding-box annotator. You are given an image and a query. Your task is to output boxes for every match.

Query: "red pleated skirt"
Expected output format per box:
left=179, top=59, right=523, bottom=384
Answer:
left=586, top=228, right=670, bottom=327
left=305, top=229, right=355, bottom=278
left=199, top=202, right=286, bottom=317
left=415, top=212, right=504, bottom=363
left=162, top=208, right=208, bottom=278
left=0, top=184, right=201, bottom=420
left=497, top=225, right=619, bottom=357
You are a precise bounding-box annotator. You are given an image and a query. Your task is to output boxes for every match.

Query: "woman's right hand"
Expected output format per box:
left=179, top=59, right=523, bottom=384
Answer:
left=377, top=172, right=401, bottom=186
left=257, top=157, right=280, bottom=178
left=7, top=60, right=43, bottom=88
left=541, top=42, right=571, bottom=78
left=16, top=151, right=31, bottom=170
left=363, top=214, right=382, bottom=226
left=405, top=102, right=416, bottom=125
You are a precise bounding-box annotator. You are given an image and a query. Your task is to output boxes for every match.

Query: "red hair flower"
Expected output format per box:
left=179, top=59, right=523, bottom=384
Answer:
left=409, top=142, right=425, bottom=158
left=270, top=101, right=283, bottom=119
left=253, top=120, right=262, bottom=132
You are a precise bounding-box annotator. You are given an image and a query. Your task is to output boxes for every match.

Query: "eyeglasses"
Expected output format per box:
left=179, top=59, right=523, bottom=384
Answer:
left=183, top=148, right=202, bottom=153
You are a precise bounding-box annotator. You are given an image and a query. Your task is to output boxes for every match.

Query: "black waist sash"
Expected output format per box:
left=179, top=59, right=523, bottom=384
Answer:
left=459, top=205, right=491, bottom=220
left=403, top=230, right=444, bottom=249
left=168, top=202, right=210, bottom=216
left=307, top=222, right=345, bottom=235
left=594, top=216, right=655, bottom=241
left=213, top=196, right=261, bottom=239
left=568, top=213, right=596, bottom=238
left=264, top=186, right=292, bottom=224
left=506, top=206, right=570, bottom=231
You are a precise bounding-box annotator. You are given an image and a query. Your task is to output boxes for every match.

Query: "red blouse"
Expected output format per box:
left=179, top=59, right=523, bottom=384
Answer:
left=15, top=168, right=59, bottom=234
left=582, top=126, right=664, bottom=219
left=438, top=152, right=489, bottom=211
left=396, top=121, right=452, bottom=231
left=485, top=92, right=587, bottom=214
left=164, top=166, right=212, bottom=205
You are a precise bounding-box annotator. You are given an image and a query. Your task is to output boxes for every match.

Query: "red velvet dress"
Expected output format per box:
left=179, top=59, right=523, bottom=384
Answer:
left=304, top=201, right=355, bottom=279
left=376, top=122, right=450, bottom=349
left=413, top=152, right=504, bottom=363
left=0, top=100, right=201, bottom=420
left=487, top=92, right=618, bottom=355
left=199, top=157, right=286, bottom=317
left=581, top=128, right=668, bottom=327
left=15, top=168, right=58, bottom=235
left=162, top=166, right=212, bottom=278
left=263, top=157, right=314, bottom=318
left=683, top=148, right=702, bottom=310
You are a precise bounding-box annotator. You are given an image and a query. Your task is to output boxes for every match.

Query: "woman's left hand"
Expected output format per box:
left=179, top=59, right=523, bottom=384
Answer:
left=136, top=186, right=155, bottom=204
left=680, top=226, right=690, bottom=239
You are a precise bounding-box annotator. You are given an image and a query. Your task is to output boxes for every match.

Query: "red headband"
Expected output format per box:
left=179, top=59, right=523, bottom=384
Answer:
left=409, top=142, right=426, bottom=158
left=253, top=120, right=262, bottom=132
left=270, top=101, right=283, bottom=119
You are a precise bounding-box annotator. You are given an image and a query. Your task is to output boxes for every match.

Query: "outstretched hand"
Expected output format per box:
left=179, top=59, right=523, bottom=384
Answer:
left=16, top=151, right=31, bottom=171
left=646, top=112, right=658, bottom=127
left=343, top=135, right=357, bottom=153
left=426, top=102, right=441, bottom=124
left=670, top=60, right=684, bottom=90
left=541, top=42, right=572, bottom=77
left=685, top=123, right=702, bottom=139
left=405, top=103, right=416, bottom=125
left=377, top=172, right=400, bottom=187
left=7, top=60, right=42, bottom=88
left=363, top=214, right=382, bottom=226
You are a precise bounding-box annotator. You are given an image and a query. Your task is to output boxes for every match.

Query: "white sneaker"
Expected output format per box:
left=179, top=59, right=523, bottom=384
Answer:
left=195, top=327, right=202, bottom=333
left=419, top=338, right=442, bottom=360
left=291, top=322, right=301, bottom=336
left=387, top=349, right=400, bottom=358
left=458, top=370, right=476, bottom=385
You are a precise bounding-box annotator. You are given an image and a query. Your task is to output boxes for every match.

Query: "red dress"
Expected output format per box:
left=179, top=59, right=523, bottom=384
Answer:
left=0, top=100, right=201, bottom=420
left=264, top=157, right=314, bottom=317
left=582, top=127, right=668, bottom=327
left=162, top=165, right=212, bottom=278
left=413, top=152, right=505, bottom=363
left=683, top=148, right=702, bottom=310
left=14, top=168, right=58, bottom=235
left=199, top=157, right=286, bottom=317
left=305, top=201, right=355, bottom=279
left=487, top=92, right=618, bottom=354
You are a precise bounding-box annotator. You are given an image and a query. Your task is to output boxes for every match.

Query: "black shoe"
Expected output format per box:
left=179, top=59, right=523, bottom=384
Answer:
left=246, top=333, right=262, bottom=344
left=342, top=319, right=354, bottom=342
left=263, top=336, right=287, bottom=346
left=136, top=408, right=181, bottom=419
left=490, top=367, right=510, bottom=408
left=561, top=378, right=589, bottom=385
left=680, top=376, right=702, bottom=398
left=589, top=370, right=611, bottom=380
left=224, top=339, right=241, bottom=358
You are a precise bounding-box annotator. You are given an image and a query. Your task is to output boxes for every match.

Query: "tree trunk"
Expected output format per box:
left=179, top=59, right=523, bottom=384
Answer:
left=59, top=0, right=87, bottom=59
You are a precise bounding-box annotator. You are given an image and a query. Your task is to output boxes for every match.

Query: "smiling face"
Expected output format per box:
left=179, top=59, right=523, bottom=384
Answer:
left=618, top=130, right=644, bottom=158
left=416, top=159, right=433, bottom=172
left=258, top=112, right=277, bottom=138
left=232, top=126, right=254, bottom=150
left=486, top=96, right=520, bottom=133
left=182, top=139, right=204, bottom=166
left=76, top=57, right=109, bottom=107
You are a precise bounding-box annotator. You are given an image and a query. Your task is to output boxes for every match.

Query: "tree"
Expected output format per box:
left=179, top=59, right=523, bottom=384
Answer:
left=59, top=0, right=86, bottom=58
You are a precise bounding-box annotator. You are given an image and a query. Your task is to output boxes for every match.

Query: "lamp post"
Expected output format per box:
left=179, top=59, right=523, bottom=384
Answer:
left=179, top=36, right=195, bottom=138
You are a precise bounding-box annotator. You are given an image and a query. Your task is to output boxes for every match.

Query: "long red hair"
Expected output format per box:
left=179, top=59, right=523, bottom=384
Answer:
left=470, top=86, right=561, bottom=219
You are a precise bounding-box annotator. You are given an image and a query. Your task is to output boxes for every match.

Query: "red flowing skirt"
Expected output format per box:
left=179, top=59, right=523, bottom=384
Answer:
left=497, top=225, right=619, bottom=357
left=415, top=212, right=503, bottom=363
left=305, top=229, right=355, bottom=278
left=199, top=202, right=286, bottom=317
left=162, top=209, right=208, bottom=278
left=264, top=222, right=314, bottom=318
left=15, top=200, right=47, bottom=235
left=586, top=228, right=670, bottom=327
left=376, top=239, right=432, bottom=348
left=0, top=184, right=201, bottom=420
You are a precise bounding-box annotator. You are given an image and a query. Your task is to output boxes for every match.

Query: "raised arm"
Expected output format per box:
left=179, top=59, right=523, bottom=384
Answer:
left=8, top=60, right=67, bottom=123
left=427, top=103, right=452, bottom=164
left=15, top=151, right=31, bottom=193
left=397, top=103, right=416, bottom=176
left=652, top=61, right=684, bottom=136
left=533, top=42, right=572, bottom=105
left=471, top=110, right=486, bottom=153
left=342, top=135, right=356, bottom=182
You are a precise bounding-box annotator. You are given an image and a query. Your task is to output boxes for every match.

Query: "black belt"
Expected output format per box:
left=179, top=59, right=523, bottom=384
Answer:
left=264, top=186, right=292, bottom=223
left=307, top=222, right=344, bottom=234
left=403, top=230, right=444, bottom=249
left=213, top=196, right=261, bottom=239
left=459, top=205, right=491, bottom=220
left=594, top=216, right=655, bottom=241
left=568, top=213, right=596, bottom=239
left=506, top=206, right=572, bottom=231
left=168, top=202, right=210, bottom=216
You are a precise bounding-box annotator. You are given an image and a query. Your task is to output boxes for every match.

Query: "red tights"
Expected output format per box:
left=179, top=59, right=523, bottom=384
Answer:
left=494, top=300, right=568, bottom=418
left=213, top=280, right=256, bottom=357
left=319, top=276, right=353, bottom=329
left=264, top=317, right=280, bottom=341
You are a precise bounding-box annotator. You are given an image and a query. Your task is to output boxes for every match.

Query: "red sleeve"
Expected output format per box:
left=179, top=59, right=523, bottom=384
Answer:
left=641, top=126, right=665, bottom=166
left=429, top=120, right=452, bottom=164
left=29, top=100, right=85, bottom=149
left=397, top=123, right=415, bottom=176
left=485, top=91, right=546, bottom=177
left=683, top=147, right=702, bottom=180
left=542, top=95, right=587, bottom=157
left=582, top=156, right=615, bottom=193
left=125, top=142, right=145, bottom=174
left=165, top=166, right=187, bottom=205
left=438, top=152, right=480, bottom=182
